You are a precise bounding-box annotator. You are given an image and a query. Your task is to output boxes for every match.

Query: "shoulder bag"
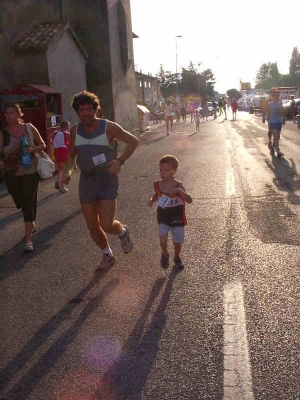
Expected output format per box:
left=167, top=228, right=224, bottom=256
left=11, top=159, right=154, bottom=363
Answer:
left=26, top=123, right=55, bottom=179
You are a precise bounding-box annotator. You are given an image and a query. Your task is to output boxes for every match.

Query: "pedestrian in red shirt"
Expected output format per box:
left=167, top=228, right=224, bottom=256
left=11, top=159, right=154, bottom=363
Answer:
left=231, top=98, right=238, bottom=120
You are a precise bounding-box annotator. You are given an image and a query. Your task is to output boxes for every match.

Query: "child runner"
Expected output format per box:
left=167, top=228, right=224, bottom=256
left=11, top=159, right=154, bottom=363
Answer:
left=148, top=155, right=192, bottom=269
left=195, top=109, right=200, bottom=131
left=51, top=120, right=70, bottom=193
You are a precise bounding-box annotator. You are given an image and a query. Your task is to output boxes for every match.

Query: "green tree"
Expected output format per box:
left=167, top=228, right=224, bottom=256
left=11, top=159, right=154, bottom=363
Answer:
left=180, top=62, right=215, bottom=100
left=156, top=64, right=176, bottom=99
left=289, top=47, right=300, bottom=86
left=226, top=89, right=242, bottom=100
left=255, top=47, right=300, bottom=89
left=255, top=62, right=279, bottom=89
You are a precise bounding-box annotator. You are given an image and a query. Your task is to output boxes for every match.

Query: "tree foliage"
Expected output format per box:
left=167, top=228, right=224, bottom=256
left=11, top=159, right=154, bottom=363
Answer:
left=226, top=89, right=242, bottom=100
left=255, top=47, right=300, bottom=89
left=156, top=61, right=216, bottom=101
left=156, top=64, right=176, bottom=99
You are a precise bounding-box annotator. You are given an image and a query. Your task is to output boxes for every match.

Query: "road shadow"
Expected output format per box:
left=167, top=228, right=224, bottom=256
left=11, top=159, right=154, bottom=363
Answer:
left=97, top=268, right=181, bottom=399
left=0, top=192, right=60, bottom=231
left=0, top=276, right=119, bottom=399
left=265, top=156, right=300, bottom=205
left=142, top=134, right=169, bottom=146
left=0, top=209, right=82, bottom=281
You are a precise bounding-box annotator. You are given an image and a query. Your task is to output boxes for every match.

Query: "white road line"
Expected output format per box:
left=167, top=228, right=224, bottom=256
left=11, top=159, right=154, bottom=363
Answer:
left=226, top=139, right=232, bottom=149
left=223, top=281, right=254, bottom=400
left=226, top=168, right=236, bottom=196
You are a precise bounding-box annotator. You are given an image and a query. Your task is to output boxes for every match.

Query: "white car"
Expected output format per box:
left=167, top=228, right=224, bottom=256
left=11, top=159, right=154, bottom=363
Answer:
left=238, top=99, right=248, bottom=111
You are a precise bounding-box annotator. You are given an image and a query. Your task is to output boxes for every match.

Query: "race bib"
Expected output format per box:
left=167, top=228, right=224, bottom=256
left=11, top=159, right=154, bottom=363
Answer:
left=92, top=153, right=107, bottom=166
left=158, top=194, right=171, bottom=209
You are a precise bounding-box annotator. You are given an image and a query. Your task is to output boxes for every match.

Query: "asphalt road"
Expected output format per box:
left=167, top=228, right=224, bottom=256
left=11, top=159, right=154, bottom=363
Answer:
left=1, top=111, right=299, bottom=400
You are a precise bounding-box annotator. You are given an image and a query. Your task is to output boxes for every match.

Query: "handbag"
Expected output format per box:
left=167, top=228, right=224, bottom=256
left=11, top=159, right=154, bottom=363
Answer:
left=35, top=151, right=55, bottom=179
left=26, top=123, right=55, bottom=179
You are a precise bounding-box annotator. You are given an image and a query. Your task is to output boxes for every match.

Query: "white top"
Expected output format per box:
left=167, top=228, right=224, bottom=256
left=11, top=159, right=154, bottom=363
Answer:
left=165, top=104, right=174, bottom=116
left=53, top=130, right=67, bottom=149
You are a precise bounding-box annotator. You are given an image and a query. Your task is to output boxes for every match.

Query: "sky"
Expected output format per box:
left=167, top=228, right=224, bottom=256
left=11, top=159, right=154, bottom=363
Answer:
left=130, top=0, right=300, bottom=94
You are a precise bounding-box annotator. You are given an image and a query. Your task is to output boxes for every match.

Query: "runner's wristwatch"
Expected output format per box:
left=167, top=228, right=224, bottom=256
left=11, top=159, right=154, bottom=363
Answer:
left=116, top=157, right=125, bottom=165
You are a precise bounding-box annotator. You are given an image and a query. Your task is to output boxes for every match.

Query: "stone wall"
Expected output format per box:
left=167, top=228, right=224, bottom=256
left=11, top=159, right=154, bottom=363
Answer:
left=0, top=0, right=138, bottom=134
left=47, top=30, right=87, bottom=124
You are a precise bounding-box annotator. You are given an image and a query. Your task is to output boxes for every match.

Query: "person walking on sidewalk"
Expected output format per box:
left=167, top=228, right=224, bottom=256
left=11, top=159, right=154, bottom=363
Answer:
left=266, top=88, right=285, bottom=158
left=218, top=98, right=223, bottom=115
left=231, top=98, right=238, bottom=120
left=212, top=100, right=218, bottom=119
left=62, top=90, right=139, bottom=270
left=0, top=103, right=46, bottom=252
left=51, top=120, right=70, bottom=193
left=194, top=109, right=201, bottom=131
left=222, top=97, right=227, bottom=120
left=148, top=155, right=192, bottom=270
left=165, top=99, right=174, bottom=135
left=290, top=95, right=297, bottom=123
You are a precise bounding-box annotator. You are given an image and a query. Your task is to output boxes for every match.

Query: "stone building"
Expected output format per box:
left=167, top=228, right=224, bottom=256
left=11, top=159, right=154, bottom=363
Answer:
left=135, top=71, right=162, bottom=106
left=0, top=0, right=138, bottom=133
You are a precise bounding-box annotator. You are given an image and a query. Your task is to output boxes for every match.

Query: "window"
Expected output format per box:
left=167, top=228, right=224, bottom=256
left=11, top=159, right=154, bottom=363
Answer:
left=140, top=81, right=142, bottom=87
left=148, top=82, right=151, bottom=88
left=144, top=81, right=147, bottom=88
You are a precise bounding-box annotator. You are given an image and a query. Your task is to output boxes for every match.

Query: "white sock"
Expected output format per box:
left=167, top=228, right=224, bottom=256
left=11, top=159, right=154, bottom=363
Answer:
left=103, top=244, right=113, bottom=257
left=118, top=227, right=127, bottom=237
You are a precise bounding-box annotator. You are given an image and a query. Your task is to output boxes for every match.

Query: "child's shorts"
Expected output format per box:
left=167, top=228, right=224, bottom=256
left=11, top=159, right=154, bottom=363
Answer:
left=158, top=224, right=185, bottom=243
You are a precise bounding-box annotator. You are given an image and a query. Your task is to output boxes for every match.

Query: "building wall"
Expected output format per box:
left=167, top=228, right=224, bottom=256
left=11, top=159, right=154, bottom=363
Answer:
left=135, top=74, right=162, bottom=105
left=107, top=0, right=138, bottom=134
left=47, top=31, right=87, bottom=124
left=0, top=0, right=139, bottom=134
left=12, top=53, right=49, bottom=85
left=0, top=0, right=62, bottom=90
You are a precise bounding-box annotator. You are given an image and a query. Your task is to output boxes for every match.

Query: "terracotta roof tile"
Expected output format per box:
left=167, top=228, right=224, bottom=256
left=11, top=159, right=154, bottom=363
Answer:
left=11, top=23, right=64, bottom=51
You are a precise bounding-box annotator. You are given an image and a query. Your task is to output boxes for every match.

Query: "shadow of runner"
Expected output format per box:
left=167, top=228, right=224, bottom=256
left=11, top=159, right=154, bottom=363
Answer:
left=0, top=209, right=82, bottom=281
left=0, top=193, right=60, bottom=230
left=99, top=269, right=181, bottom=400
left=1, top=277, right=120, bottom=400
left=265, top=156, right=300, bottom=204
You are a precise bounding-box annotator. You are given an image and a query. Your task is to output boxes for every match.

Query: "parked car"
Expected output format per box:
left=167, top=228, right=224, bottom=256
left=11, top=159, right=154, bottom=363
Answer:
left=283, top=98, right=300, bottom=118
left=238, top=99, right=248, bottom=111
left=198, top=102, right=214, bottom=117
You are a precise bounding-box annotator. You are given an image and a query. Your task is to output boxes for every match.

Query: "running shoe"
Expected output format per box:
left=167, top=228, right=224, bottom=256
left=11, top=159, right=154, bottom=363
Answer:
left=97, top=254, right=116, bottom=270
left=55, top=180, right=60, bottom=189
left=173, top=257, right=184, bottom=269
left=24, top=242, right=34, bottom=252
left=160, top=253, right=169, bottom=269
left=59, top=187, right=68, bottom=193
left=167, top=132, right=170, bottom=136
left=119, top=227, right=133, bottom=254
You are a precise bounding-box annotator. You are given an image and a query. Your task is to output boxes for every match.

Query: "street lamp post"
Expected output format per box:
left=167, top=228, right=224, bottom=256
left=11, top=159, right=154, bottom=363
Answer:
left=175, top=35, right=182, bottom=97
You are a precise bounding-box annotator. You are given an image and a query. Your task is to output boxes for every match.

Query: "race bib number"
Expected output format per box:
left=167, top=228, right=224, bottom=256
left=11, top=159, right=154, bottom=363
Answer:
left=158, top=194, right=171, bottom=209
left=92, top=153, right=107, bottom=166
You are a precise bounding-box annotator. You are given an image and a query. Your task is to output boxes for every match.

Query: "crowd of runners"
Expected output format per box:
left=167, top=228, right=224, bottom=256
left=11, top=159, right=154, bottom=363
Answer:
left=0, top=87, right=289, bottom=268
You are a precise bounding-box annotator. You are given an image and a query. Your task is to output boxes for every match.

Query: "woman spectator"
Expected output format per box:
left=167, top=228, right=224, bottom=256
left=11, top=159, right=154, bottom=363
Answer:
left=0, top=103, right=46, bottom=252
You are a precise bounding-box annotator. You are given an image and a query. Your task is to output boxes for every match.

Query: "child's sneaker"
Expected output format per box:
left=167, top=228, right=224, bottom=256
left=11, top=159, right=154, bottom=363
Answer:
left=173, top=257, right=184, bottom=269
left=160, top=253, right=169, bottom=269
